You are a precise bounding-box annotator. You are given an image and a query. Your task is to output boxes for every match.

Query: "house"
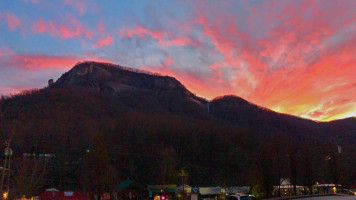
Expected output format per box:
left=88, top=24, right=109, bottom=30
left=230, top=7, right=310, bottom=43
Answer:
left=115, top=180, right=148, bottom=200
left=199, top=186, right=251, bottom=200
left=273, top=178, right=307, bottom=196
left=147, top=185, right=177, bottom=200
left=176, top=185, right=199, bottom=200
left=199, top=187, right=223, bottom=200
left=314, top=183, right=341, bottom=194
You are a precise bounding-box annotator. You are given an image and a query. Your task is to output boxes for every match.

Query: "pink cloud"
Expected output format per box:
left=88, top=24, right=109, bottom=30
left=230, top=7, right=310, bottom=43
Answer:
left=6, top=55, right=82, bottom=70
left=141, top=56, right=233, bottom=99
left=4, top=12, right=22, bottom=31
left=94, top=35, right=114, bottom=48
left=32, top=19, right=56, bottom=35
left=63, top=0, right=86, bottom=16
left=118, top=25, right=200, bottom=48
left=2, top=54, right=110, bottom=71
left=0, top=46, right=14, bottom=58
left=0, top=53, right=112, bottom=96
left=165, top=57, right=174, bottom=65
left=23, top=0, right=37, bottom=3
left=97, top=18, right=105, bottom=33
left=0, top=85, right=34, bottom=96
left=31, top=15, right=94, bottom=39
left=164, top=0, right=356, bottom=121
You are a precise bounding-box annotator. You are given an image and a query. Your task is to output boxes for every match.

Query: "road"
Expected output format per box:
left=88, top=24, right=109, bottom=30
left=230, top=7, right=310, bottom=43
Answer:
left=296, top=195, right=356, bottom=200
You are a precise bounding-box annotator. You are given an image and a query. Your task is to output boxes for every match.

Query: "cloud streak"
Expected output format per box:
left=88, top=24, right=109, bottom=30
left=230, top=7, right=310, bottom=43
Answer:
left=0, top=54, right=110, bottom=71
left=31, top=15, right=94, bottom=39
left=127, top=0, right=356, bottom=121
left=118, top=25, right=200, bottom=48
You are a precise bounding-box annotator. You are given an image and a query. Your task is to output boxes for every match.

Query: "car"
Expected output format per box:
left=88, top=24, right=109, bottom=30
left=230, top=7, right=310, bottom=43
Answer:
left=343, top=189, right=356, bottom=195
left=349, top=189, right=356, bottom=195
left=228, top=194, right=252, bottom=200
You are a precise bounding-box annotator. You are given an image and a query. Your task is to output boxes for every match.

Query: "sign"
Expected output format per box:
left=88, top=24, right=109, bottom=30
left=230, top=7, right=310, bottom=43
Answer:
left=191, top=187, right=199, bottom=193
left=101, top=193, right=111, bottom=200
left=64, top=191, right=73, bottom=197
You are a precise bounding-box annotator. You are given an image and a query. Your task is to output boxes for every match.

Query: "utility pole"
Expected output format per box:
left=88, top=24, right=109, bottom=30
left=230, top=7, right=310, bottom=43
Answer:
left=1, top=140, right=12, bottom=200
left=178, top=169, right=187, bottom=200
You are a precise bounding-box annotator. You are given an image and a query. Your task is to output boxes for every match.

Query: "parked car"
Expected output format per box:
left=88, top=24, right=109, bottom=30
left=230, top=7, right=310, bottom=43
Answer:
left=344, top=189, right=356, bottom=195
left=228, top=194, right=252, bottom=200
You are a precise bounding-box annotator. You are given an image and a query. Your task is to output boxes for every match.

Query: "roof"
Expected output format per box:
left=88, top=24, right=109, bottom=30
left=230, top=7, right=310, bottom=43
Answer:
left=274, top=185, right=304, bottom=189
left=45, top=188, right=59, bottom=192
left=176, top=185, right=192, bottom=193
left=226, top=187, right=250, bottom=194
left=199, top=187, right=251, bottom=195
left=280, top=178, right=291, bottom=186
left=199, top=187, right=222, bottom=195
left=115, top=180, right=147, bottom=192
left=316, top=184, right=341, bottom=187
left=148, top=185, right=177, bottom=193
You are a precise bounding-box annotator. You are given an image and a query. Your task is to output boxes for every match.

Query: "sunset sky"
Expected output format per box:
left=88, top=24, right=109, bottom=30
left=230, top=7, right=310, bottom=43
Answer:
left=0, top=0, right=355, bottom=121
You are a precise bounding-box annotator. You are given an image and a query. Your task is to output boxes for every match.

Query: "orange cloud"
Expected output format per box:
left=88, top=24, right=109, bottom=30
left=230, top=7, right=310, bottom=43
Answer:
left=115, top=3, right=355, bottom=121
left=165, top=1, right=356, bottom=121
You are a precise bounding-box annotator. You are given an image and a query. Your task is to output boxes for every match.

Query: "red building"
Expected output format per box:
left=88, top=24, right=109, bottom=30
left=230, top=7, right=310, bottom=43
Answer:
left=40, top=189, right=90, bottom=200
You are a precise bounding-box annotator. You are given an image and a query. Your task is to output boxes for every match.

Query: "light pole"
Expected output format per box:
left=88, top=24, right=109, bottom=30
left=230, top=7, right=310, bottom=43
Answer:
left=1, top=141, right=12, bottom=200
left=178, top=169, right=187, bottom=200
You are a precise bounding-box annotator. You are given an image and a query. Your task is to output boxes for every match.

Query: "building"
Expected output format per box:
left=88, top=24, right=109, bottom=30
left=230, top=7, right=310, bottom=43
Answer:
left=314, top=183, right=341, bottom=194
left=115, top=180, right=148, bottom=200
left=40, top=188, right=89, bottom=200
left=147, top=185, right=177, bottom=200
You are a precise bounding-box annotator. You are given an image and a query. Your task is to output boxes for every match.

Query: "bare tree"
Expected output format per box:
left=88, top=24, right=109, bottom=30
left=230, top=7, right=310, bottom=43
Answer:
left=13, top=155, right=49, bottom=198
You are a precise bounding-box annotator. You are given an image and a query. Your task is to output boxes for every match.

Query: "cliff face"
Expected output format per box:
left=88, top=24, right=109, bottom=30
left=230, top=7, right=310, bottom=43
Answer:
left=53, top=61, right=206, bottom=105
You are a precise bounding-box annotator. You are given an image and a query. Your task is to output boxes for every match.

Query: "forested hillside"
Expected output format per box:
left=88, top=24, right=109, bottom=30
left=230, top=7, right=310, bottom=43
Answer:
left=0, top=61, right=355, bottom=198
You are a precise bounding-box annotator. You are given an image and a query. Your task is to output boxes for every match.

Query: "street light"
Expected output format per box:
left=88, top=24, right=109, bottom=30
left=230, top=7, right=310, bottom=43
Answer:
left=3, top=192, right=8, bottom=199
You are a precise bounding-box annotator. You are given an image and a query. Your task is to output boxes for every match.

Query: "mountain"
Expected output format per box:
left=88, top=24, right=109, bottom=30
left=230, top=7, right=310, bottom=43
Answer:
left=51, top=61, right=209, bottom=118
left=50, top=61, right=355, bottom=138
left=0, top=61, right=355, bottom=197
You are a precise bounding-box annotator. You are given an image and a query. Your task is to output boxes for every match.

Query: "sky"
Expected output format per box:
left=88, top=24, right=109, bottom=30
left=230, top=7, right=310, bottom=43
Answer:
left=0, top=0, right=355, bottom=122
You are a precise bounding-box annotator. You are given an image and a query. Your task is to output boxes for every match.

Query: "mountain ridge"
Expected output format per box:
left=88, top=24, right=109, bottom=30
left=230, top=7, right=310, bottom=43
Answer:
left=45, top=61, right=356, bottom=143
left=51, top=61, right=353, bottom=124
left=1, top=60, right=356, bottom=191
